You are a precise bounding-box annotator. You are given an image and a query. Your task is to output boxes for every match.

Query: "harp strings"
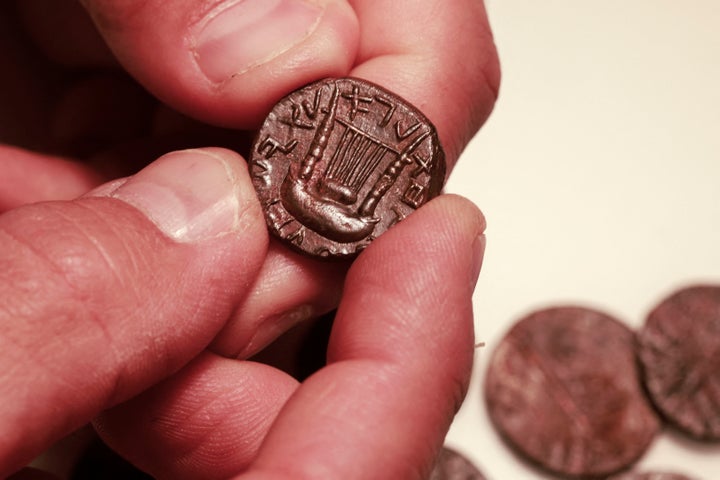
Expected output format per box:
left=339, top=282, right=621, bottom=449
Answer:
left=326, top=122, right=392, bottom=195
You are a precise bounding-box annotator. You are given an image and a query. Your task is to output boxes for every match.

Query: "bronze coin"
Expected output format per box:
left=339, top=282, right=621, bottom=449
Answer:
left=249, top=77, right=445, bottom=259
left=607, top=472, right=698, bottom=480
left=484, top=306, right=660, bottom=478
left=637, top=284, right=720, bottom=441
left=429, top=447, right=486, bottom=480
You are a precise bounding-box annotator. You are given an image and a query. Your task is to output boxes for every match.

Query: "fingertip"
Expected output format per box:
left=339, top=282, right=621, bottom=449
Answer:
left=428, top=193, right=487, bottom=238
left=352, top=194, right=486, bottom=287
left=83, top=0, right=360, bottom=128
left=193, top=0, right=361, bottom=127
left=423, top=194, right=487, bottom=286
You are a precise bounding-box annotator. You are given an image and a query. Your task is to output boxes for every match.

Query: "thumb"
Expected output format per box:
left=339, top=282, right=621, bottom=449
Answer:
left=80, top=0, right=359, bottom=127
left=0, top=148, right=267, bottom=475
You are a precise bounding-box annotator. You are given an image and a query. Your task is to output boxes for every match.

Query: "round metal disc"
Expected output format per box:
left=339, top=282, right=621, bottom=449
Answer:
left=250, top=77, right=445, bottom=259
left=485, top=306, right=660, bottom=478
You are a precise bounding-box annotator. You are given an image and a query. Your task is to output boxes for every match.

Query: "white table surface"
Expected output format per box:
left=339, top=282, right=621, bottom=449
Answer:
left=445, top=1, right=720, bottom=478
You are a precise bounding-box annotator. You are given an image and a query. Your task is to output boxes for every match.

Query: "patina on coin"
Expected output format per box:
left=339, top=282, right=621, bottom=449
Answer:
left=250, top=77, right=445, bottom=259
left=607, top=472, right=698, bottom=480
left=637, top=285, right=720, bottom=441
left=485, top=306, right=660, bottom=478
left=429, top=447, right=486, bottom=480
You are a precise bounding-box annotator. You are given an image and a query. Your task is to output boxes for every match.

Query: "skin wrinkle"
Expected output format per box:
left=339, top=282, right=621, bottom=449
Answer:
left=60, top=195, right=248, bottom=372
left=0, top=221, right=75, bottom=302
left=0, top=233, right=125, bottom=398
left=333, top=284, right=471, bottom=365
left=352, top=260, right=446, bottom=319
left=163, top=391, right=240, bottom=461
left=189, top=247, right=250, bottom=320
left=1, top=305, right=115, bottom=424
left=48, top=201, right=142, bottom=304
left=57, top=309, right=126, bottom=417
left=0, top=318, right=78, bottom=395
left=0, top=230, right=48, bottom=320
left=37, top=202, right=165, bottom=408
left=0, top=202, right=217, bottom=412
left=174, top=392, right=262, bottom=467
left=330, top=301, right=414, bottom=362
left=146, top=253, right=245, bottom=383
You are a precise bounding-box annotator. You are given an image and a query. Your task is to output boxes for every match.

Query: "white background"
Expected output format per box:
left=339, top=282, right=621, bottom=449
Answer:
left=445, top=1, right=720, bottom=478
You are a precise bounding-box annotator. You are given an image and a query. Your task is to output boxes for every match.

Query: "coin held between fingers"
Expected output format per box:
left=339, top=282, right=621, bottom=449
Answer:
left=249, top=77, right=446, bottom=260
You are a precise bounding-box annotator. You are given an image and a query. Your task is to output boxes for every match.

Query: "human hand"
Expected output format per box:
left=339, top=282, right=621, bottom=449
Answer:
left=1, top=0, right=499, bottom=478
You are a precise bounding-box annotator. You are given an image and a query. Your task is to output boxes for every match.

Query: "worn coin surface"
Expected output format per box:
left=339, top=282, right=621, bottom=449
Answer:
left=249, top=77, right=445, bottom=259
left=637, top=284, right=720, bottom=441
left=607, top=472, right=697, bottom=480
left=429, top=447, right=486, bottom=480
left=485, top=306, right=660, bottom=478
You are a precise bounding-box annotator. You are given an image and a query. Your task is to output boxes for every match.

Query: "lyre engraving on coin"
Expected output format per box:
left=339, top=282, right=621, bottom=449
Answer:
left=250, top=78, right=446, bottom=259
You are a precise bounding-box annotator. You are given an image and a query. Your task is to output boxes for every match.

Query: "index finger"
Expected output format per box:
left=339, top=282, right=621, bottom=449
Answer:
left=239, top=195, right=485, bottom=479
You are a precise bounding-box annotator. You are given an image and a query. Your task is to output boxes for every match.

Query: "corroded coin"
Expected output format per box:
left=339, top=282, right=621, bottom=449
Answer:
left=607, top=472, right=697, bottom=480
left=429, top=447, right=486, bottom=480
left=484, top=306, right=660, bottom=478
left=250, top=77, right=445, bottom=259
left=637, top=284, right=720, bottom=441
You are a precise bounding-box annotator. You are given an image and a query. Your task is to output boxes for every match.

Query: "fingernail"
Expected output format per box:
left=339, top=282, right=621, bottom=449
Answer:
left=193, top=0, right=324, bottom=83
left=98, top=149, right=248, bottom=242
left=471, top=234, right=486, bottom=285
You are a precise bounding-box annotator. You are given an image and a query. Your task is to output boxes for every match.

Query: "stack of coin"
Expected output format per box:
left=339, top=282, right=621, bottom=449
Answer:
left=483, top=284, right=720, bottom=479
